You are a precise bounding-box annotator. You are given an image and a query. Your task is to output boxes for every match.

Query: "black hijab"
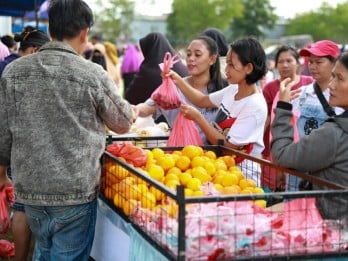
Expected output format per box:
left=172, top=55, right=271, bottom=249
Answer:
left=201, top=28, right=229, bottom=57
left=125, top=32, right=189, bottom=105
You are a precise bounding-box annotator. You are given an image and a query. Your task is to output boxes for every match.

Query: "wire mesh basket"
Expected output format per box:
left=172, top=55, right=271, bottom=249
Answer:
left=100, top=137, right=348, bottom=260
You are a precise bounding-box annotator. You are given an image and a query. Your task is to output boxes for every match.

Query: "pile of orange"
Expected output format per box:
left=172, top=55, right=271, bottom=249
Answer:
left=102, top=145, right=267, bottom=217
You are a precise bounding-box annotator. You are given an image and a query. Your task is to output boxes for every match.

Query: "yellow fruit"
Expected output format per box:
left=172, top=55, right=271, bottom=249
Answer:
left=164, top=173, right=180, bottom=183
left=221, top=155, right=235, bottom=168
left=175, top=155, right=191, bottom=171
left=113, top=166, right=129, bottom=179
left=147, top=164, right=165, bottom=181
left=253, top=187, right=265, bottom=194
left=172, top=150, right=182, bottom=156
left=165, top=179, right=180, bottom=189
left=203, top=161, right=216, bottom=176
left=214, top=160, right=228, bottom=171
left=179, top=172, right=192, bottom=186
left=167, top=167, right=182, bottom=176
left=157, top=155, right=176, bottom=171
left=239, top=179, right=249, bottom=190
left=104, top=186, right=116, bottom=201
left=190, top=156, right=206, bottom=168
left=113, top=193, right=125, bottom=208
left=221, top=173, right=238, bottom=187
left=186, top=177, right=202, bottom=191
left=140, top=192, right=157, bottom=209
left=213, top=170, right=228, bottom=185
left=213, top=183, right=223, bottom=192
left=254, top=200, right=267, bottom=208
left=192, top=190, right=205, bottom=196
left=152, top=148, right=165, bottom=160
left=191, top=166, right=211, bottom=183
left=124, top=184, right=141, bottom=200
left=184, top=188, right=194, bottom=197
left=149, top=186, right=164, bottom=201
left=204, top=150, right=217, bottom=160
left=182, top=145, right=203, bottom=159
left=122, top=199, right=138, bottom=216
left=221, top=185, right=240, bottom=195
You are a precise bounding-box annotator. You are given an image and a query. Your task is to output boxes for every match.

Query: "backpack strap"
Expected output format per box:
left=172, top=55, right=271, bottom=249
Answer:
left=313, top=82, right=336, bottom=117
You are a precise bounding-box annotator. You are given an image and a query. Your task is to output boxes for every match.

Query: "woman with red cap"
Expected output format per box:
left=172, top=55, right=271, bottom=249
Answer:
left=287, top=40, right=343, bottom=191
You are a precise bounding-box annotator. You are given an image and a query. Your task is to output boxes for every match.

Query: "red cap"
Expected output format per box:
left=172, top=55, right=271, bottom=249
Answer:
left=299, top=40, right=339, bottom=59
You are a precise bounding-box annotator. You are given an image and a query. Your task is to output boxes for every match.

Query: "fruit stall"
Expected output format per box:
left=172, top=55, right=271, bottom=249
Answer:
left=92, top=135, right=348, bottom=261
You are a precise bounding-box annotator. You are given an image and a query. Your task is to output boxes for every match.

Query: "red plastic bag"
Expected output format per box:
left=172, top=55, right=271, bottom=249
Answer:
left=151, top=52, right=181, bottom=110
left=106, top=142, right=148, bottom=167
left=0, top=240, right=15, bottom=257
left=167, top=111, right=203, bottom=147
left=0, top=186, right=14, bottom=234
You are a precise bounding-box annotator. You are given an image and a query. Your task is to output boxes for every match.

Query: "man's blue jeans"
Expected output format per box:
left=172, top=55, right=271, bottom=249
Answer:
left=24, top=199, right=97, bottom=261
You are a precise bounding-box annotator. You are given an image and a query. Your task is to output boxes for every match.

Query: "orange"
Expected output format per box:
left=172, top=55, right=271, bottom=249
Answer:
left=191, top=166, right=211, bottom=183
left=203, top=160, right=216, bottom=176
left=179, top=172, right=192, bottom=186
left=157, top=155, right=176, bottom=171
left=221, top=155, right=236, bottom=168
left=204, top=150, right=217, bottom=160
left=151, top=148, right=165, bottom=160
left=104, top=186, right=116, bottom=201
left=140, top=192, right=157, bottom=209
left=122, top=199, right=138, bottom=216
left=147, top=164, right=165, bottom=181
left=175, top=155, right=191, bottom=171
left=182, top=145, right=203, bottom=159
left=113, top=193, right=125, bottom=208
left=186, top=177, right=202, bottom=191
left=221, top=173, right=238, bottom=187
left=112, top=165, right=129, bottom=179
left=149, top=186, right=164, bottom=201
left=190, top=156, right=206, bottom=168
left=166, top=166, right=182, bottom=176
left=221, top=185, right=240, bottom=195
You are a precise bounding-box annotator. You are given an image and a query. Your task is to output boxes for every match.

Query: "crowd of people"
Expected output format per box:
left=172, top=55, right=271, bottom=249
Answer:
left=1, top=0, right=348, bottom=260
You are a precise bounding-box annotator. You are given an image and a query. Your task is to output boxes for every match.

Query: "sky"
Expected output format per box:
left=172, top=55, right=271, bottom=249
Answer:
left=130, top=0, right=345, bottom=18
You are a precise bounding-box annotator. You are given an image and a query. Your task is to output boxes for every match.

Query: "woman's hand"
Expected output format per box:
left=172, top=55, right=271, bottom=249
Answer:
left=180, top=103, right=202, bottom=121
left=279, top=78, right=297, bottom=103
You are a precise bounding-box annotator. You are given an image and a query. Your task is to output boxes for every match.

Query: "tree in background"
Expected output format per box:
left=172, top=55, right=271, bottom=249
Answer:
left=93, top=0, right=135, bottom=42
left=285, top=1, right=348, bottom=44
left=230, top=0, right=277, bottom=40
left=166, top=0, right=243, bottom=46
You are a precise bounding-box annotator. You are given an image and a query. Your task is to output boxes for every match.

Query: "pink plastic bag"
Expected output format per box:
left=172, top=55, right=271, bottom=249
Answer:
left=151, top=52, right=181, bottom=110
left=0, top=186, right=14, bottom=234
left=167, top=111, right=203, bottom=147
left=0, top=239, right=15, bottom=257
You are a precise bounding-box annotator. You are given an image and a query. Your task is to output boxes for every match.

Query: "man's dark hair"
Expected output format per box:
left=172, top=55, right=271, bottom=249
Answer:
left=48, top=0, right=94, bottom=41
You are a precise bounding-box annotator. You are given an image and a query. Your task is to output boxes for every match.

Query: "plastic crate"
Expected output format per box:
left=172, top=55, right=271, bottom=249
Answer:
left=100, top=139, right=348, bottom=260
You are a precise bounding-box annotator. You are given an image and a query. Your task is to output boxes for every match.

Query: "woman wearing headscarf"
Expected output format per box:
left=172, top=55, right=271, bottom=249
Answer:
left=201, top=27, right=229, bottom=77
left=125, top=32, right=189, bottom=105
left=104, top=41, right=122, bottom=86
left=121, top=43, right=143, bottom=91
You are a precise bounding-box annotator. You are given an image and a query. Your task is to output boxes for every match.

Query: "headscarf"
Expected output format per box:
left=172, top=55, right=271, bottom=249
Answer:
left=0, top=41, right=10, bottom=61
left=104, top=41, right=118, bottom=65
left=121, top=44, right=143, bottom=74
left=90, top=43, right=107, bottom=70
left=125, top=32, right=189, bottom=105
left=201, top=28, right=228, bottom=57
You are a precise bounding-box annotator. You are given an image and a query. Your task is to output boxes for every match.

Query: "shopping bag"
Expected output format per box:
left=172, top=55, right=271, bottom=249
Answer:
left=167, top=111, right=203, bottom=147
left=0, top=186, right=14, bottom=234
left=151, top=52, right=181, bottom=110
left=106, top=142, right=147, bottom=167
left=0, top=240, right=15, bottom=257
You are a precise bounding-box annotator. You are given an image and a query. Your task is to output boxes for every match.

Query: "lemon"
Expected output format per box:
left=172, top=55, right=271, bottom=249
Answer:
left=191, top=166, right=211, bottom=183
left=147, top=164, right=165, bottom=181
left=190, top=156, right=206, bottom=168
left=203, top=161, right=216, bottom=176
left=122, top=199, right=138, bottom=216
left=254, top=200, right=267, bottom=208
left=184, top=188, right=194, bottom=197
left=182, top=145, right=203, bottom=159
left=140, top=192, right=157, bottom=209
left=204, top=150, right=217, bottom=160
left=186, top=177, right=202, bottom=191
left=152, top=148, right=165, bottom=160
left=149, top=186, right=164, bottom=201
left=157, top=155, right=175, bottom=170
left=179, top=172, right=192, bottom=186
left=175, top=155, right=191, bottom=171
left=192, top=190, right=204, bottom=196
left=113, top=193, right=125, bottom=208
left=221, top=173, right=238, bottom=187
left=167, top=166, right=182, bottom=176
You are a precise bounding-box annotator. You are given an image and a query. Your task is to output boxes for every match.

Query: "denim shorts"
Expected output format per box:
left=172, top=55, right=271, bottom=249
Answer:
left=6, top=167, right=25, bottom=212
left=24, top=199, right=97, bottom=260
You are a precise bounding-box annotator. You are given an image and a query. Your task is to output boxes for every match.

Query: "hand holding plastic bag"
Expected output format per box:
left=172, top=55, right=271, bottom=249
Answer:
left=151, top=52, right=181, bottom=109
left=0, top=186, right=14, bottom=234
left=167, top=111, right=203, bottom=147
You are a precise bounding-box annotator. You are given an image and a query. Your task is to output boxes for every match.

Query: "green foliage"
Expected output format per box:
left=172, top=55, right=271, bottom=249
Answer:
left=166, top=0, right=243, bottom=45
left=286, top=1, right=348, bottom=43
left=230, top=0, right=277, bottom=40
left=92, top=0, right=135, bottom=42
